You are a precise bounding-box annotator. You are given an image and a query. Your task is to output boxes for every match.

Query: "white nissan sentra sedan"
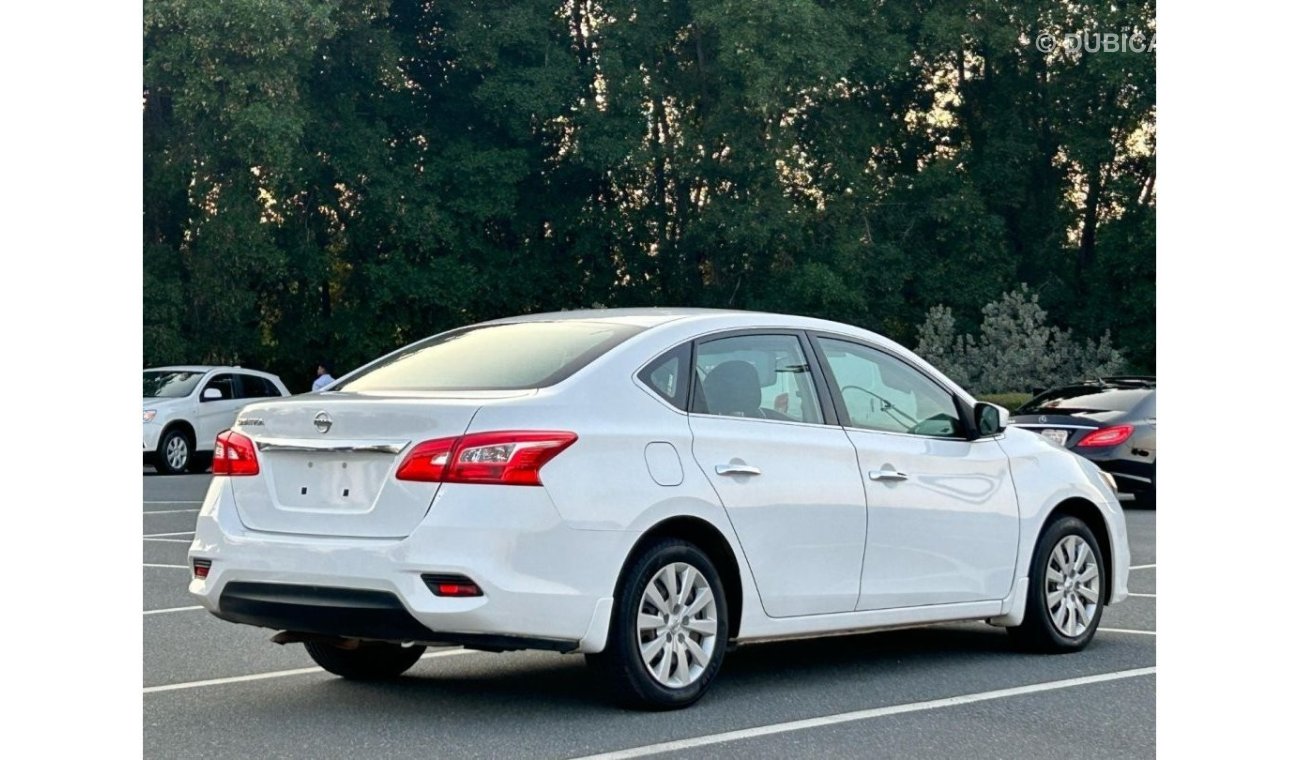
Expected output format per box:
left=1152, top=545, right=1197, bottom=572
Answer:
left=189, top=308, right=1129, bottom=709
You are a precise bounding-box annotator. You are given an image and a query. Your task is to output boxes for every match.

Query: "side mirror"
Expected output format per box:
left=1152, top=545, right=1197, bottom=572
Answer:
left=973, top=402, right=1008, bottom=437
left=202, top=387, right=224, bottom=401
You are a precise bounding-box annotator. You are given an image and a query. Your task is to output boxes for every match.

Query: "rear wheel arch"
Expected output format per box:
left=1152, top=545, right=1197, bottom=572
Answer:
left=1041, top=497, right=1114, bottom=603
left=618, top=516, right=744, bottom=641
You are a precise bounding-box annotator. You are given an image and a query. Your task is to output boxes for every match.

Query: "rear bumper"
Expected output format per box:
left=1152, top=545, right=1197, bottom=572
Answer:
left=214, top=582, right=578, bottom=651
left=188, top=478, right=629, bottom=653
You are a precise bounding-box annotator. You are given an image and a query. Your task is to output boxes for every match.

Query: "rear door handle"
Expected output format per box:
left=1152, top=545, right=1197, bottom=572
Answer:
left=716, top=464, right=762, bottom=476
left=868, top=469, right=909, bottom=482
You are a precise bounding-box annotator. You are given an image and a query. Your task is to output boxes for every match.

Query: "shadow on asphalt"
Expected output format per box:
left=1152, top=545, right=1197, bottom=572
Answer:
left=293, top=626, right=1021, bottom=711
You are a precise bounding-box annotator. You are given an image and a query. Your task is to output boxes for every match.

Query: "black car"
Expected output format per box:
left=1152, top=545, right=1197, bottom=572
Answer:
left=1009, top=377, right=1156, bottom=507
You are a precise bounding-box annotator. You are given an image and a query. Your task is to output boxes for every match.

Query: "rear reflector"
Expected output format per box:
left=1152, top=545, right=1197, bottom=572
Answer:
left=193, top=558, right=212, bottom=579
left=1076, top=425, right=1135, bottom=448
left=213, top=430, right=259, bottom=476
left=421, top=574, right=483, bottom=597
left=397, top=430, right=577, bottom=486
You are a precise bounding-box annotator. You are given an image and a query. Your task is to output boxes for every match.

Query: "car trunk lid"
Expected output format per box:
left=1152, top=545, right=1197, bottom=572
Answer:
left=227, top=393, right=503, bottom=538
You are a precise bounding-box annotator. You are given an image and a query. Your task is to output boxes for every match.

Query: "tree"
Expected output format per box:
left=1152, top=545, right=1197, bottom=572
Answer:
left=144, top=1, right=1155, bottom=390
left=917, top=286, right=1126, bottom=394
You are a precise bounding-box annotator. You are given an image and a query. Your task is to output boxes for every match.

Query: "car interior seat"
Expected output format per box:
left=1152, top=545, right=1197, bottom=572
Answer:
left=703, top=360, right=764, bottom=418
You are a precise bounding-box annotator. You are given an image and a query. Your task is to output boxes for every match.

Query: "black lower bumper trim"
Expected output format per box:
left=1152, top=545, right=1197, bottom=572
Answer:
left=215, top=582, right=579, bottom=653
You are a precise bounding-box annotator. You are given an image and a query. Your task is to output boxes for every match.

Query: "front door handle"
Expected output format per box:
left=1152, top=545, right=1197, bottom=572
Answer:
left=716, top=464, right=762, bottom=476
left=868, top=469, right=909, bottom=482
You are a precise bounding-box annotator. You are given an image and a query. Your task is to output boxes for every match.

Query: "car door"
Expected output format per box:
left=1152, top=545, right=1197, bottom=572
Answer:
left=809, top=335, right=1020, bottom=611
left=687, top=331, right=867, bottom=618
left=195, top=372, right=244, bottom=449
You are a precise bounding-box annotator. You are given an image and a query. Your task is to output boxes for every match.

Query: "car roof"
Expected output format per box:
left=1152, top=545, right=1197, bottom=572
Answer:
left=145, top=365, right=278, bottom=378
left=480, top=307, right=880, bottom=334
left=480, top=307, right=758, bottom=328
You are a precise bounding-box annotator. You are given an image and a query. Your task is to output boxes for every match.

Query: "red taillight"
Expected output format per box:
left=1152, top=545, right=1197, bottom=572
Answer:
left=193, top=558, right=211, bottom=579
left=1076, top=425, right=1134, bottom=448
left=212, top=430, right=260, bottom=476
left=394, top=436, right=458, bottom=482
left=396, top=430, right=577, bottom=486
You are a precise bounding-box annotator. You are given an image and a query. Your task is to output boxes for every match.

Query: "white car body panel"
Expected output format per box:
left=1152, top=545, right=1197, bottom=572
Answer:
left=848, top=430, right=1020, bottom=610
left=143, top=366, right=290, bottom=456
left=189, top=309, right=1130, bottom=655
left=689, top=414, right=866, bottom=617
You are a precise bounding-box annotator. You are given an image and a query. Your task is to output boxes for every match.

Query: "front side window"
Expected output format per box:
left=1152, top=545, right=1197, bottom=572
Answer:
left=692, top=334, right=824, bottom=424
left=338, top=320, right=646, bottom=392
left=816, top=338, right=963, bottom=438
left=203, top=373, right=236, bottom=401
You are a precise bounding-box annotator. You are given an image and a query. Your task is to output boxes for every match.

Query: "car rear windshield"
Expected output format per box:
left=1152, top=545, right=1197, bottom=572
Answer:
left=144, top=370, right=205, bottom=398
left=1017, top=386, right=1151, bottom=415
left=336, top=321, right=646, bottom=392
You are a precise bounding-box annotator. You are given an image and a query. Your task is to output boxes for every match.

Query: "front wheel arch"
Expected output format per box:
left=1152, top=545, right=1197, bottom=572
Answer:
left=1040, top=498, right=1114, bottom=604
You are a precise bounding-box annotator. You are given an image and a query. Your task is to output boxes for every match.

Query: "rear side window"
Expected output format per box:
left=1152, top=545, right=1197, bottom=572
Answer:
left=638, top=344, right=691, bottom=411
left=338, top=321, right=646, bottom=392
left=691, top=334, right=825, bottom=424
left=239, top=375, right=281, bottom=398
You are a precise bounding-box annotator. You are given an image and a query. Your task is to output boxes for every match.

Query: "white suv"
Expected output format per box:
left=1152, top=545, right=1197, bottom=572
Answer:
left=144, top=366, right=290, bottom=474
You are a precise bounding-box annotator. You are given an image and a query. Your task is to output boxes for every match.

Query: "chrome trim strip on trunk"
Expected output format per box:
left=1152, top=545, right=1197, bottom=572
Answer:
left=253, top=437, right=411, bottom=455
left=1008, top=423, right=1097, bottom=430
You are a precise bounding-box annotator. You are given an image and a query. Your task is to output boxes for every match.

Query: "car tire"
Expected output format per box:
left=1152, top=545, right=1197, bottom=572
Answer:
left=303, top=640, right=427, bottom=680
left=155, top=428, right=192, bottom=475
left=1008, top=516, right=1106, bottom=653
left=587, top=538, right=729, bottom=710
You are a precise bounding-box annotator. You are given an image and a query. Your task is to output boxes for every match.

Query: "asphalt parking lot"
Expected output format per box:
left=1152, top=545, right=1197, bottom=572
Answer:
left=144, top=472, right=1156, bottom=759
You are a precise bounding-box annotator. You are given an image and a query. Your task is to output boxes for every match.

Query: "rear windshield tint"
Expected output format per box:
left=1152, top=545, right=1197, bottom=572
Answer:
left=337, top=321, right=646, bottom=392
left=1018, top=387, right=1151, bottom=415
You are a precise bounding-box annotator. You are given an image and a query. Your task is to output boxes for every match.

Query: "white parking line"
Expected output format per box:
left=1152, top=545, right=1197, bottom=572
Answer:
left=144, top=508, right=200, bottom=515
left=145, top=605, right=204, bottom=615
left=143, top=648, right=476, bottom=694
left=568, top=667, right=1156, bottom=759
left=1099, top=627, right=1157, bottom=636
left=1129, top=564, right=1157, bottom=570
left=144, top=531, right=195, bottom=538
left=144, top=500, right=203, bottom=505
left=144, top=538, right=192, bottom=543
left=1128, top=593, right=1156, bottom=598
left=144, top=563, right=189, bottom=569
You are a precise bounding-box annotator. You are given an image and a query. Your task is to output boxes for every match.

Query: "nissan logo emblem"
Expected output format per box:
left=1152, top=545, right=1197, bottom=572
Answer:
left=314, top=412, right=333, bottom=434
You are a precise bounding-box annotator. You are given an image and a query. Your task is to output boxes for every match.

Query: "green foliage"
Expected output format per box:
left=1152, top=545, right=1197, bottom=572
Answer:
left=917, top=286, right=1127, bottom=395
left=978, top=393, right=1033, bottom=412
left=144, top=0, right=1155, bottom=392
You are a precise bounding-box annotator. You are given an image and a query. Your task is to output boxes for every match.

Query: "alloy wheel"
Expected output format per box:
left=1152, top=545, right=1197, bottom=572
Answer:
left=165, top=435, right=189, bottom=470
left=637, top=562, right=719, bottom=688
left=1045, top=534, right=1101, bottom=637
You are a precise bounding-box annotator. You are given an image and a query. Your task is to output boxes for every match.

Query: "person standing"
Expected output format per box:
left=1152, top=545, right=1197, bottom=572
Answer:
left=312, top=360, right=335, bottom=391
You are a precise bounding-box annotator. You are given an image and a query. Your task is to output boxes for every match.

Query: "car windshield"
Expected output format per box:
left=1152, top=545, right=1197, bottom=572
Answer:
left=144, top=370, right=205, bottom=398
left=337, top=321, right=646, bottom=392
left=1017, top=386, right=1151, bottom=415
